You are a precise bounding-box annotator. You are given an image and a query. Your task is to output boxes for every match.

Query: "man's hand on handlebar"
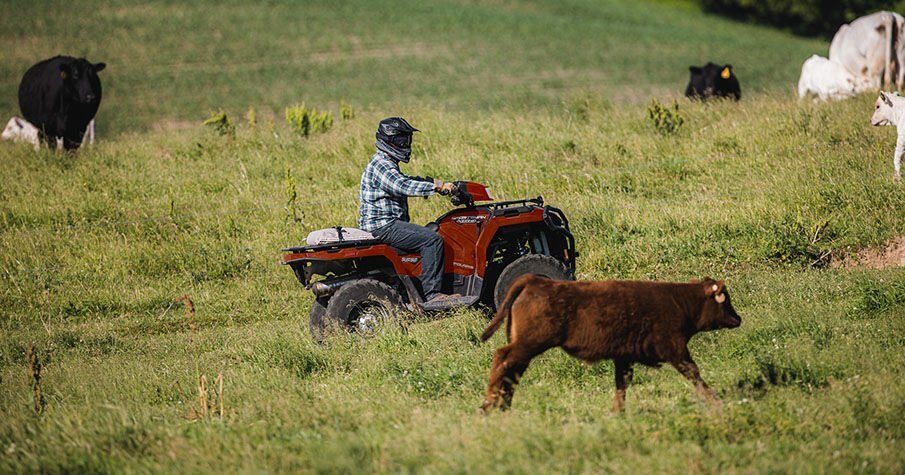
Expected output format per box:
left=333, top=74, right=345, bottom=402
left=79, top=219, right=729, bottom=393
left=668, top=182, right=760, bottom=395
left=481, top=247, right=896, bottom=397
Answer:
left=433, top=179, right=455, bottom=195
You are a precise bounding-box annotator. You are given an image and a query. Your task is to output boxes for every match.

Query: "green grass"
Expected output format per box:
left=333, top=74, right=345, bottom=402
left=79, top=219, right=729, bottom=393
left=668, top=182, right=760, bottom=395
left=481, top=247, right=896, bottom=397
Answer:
left=2, top=0, right=905, bottom=473
left=0, top=0, right=825, bottom=135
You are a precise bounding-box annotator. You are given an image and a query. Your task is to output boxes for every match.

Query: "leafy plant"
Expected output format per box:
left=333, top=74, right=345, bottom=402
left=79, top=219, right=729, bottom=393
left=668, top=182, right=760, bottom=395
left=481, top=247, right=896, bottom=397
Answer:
left=647, top=97, right=684, bottom=136
left=340, top=100, right=354, bottom=120
left=246, top=107, right=257, bottom=129
left=203, top=109, right=236, bottom=138
left=284, top=166, right=302, bottom=222
left=285, top=104, right=333, bottom=137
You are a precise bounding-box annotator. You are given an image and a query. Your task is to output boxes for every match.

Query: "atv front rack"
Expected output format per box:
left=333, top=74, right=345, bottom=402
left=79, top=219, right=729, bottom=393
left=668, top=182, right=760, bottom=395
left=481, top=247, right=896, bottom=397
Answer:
left=481, top=196, right=544, bottom=210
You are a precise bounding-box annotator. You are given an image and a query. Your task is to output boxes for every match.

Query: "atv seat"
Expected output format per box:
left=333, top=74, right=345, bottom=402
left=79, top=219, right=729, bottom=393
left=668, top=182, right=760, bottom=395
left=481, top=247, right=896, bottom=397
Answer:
left=281, top=226, right=410, bottom=256
left=306, top=227, right=375, bottom=246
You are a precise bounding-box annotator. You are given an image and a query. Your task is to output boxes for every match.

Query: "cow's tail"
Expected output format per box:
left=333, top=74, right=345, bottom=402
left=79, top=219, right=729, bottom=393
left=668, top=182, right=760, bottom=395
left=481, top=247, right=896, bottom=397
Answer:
left=481, top=277, right=531, bottom=342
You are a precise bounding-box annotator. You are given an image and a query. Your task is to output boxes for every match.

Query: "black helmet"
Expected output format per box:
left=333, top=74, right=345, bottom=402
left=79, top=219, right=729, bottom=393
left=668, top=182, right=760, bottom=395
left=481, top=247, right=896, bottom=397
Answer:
left=375, top=117, right=419, bottom=162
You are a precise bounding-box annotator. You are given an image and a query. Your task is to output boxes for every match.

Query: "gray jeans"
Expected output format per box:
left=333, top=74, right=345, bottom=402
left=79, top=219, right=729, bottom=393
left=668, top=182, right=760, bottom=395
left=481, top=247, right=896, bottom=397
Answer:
left=372, top=219, right=444, bottom=298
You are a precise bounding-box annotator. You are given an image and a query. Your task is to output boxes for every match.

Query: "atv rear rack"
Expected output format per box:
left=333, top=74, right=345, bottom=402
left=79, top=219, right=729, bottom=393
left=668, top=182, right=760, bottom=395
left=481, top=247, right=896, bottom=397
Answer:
left=281, top=239, right=384, bottom=254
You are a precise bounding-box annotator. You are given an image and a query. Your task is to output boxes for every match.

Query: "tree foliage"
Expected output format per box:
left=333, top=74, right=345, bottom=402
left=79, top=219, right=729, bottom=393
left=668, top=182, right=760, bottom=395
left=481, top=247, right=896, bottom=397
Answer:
left=698, top=0, right=905, bottom=36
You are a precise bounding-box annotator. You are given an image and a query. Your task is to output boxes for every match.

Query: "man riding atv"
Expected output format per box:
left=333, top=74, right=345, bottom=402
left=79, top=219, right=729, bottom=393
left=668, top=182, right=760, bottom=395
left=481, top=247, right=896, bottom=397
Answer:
left=281, top=118, right=577, bottom=341
left=360, top=117, right=465, bottom=309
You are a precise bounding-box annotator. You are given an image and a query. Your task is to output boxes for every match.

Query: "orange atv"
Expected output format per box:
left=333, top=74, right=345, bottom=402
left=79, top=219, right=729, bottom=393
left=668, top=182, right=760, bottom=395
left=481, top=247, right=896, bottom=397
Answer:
left=281, top=182, right=576, bottom=341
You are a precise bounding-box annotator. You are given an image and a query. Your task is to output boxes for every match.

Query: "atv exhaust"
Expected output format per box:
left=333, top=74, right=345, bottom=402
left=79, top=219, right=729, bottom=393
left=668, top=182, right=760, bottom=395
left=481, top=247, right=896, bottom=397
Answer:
left=310, top=280, right=344, bottom=298
left=309, top=276, right=369, bottom=298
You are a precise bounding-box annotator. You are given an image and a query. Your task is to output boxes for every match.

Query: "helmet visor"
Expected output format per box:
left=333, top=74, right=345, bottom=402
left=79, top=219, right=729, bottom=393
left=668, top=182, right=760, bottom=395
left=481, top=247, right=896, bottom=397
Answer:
left=390, top=134, right=412, bottom=148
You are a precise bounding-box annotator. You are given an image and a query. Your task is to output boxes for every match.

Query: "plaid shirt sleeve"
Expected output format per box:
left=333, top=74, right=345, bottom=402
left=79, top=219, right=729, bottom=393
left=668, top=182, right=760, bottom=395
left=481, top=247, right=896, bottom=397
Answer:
left=372, top=158, right=435, bottom=197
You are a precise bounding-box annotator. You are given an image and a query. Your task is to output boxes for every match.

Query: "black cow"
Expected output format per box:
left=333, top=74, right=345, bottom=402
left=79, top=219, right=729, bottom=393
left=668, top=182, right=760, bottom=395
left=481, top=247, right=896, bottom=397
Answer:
left=685, top=62, right=740, bottom=101
left=18, top=56, right=106, bottom=150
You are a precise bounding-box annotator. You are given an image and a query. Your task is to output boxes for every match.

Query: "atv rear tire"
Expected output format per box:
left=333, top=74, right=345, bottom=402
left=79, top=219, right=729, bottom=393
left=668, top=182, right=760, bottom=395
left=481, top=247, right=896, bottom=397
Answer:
left=308, top=297, right=330, bottom=343
left=493, top=254, right=573, bottom=309
left=318, top=279, right=404, bottom=340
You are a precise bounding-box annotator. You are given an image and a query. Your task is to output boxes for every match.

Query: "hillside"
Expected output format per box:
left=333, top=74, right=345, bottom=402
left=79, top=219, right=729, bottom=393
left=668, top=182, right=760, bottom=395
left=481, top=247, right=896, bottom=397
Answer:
left=1, top=0, right=904, bottom=473
left=0, top=0, right=825, bottom=134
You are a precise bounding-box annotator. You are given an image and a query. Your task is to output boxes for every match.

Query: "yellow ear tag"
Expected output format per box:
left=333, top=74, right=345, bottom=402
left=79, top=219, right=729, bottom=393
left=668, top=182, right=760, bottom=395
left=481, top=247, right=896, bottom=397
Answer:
left=60, top=71, right=67, bottom=79
left=721, top=67, right=731, bottom=79
left=715, top=293, right=726, bottom=303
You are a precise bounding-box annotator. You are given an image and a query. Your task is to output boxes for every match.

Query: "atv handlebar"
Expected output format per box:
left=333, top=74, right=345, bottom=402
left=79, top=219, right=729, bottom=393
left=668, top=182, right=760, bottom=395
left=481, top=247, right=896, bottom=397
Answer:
left=447, top=181, right=493, bottom=207
left=425, top=179, right=492, bottom=205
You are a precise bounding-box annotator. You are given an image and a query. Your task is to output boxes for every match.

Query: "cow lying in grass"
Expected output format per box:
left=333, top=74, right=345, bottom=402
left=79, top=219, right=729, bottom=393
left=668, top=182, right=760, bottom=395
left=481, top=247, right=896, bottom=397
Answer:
left=479, top=275, right=742, bottom=412
left=2, top=116, right=93, bottom=150
left=871, top=91, right=905, bottom=181
left=2, top=117, right=40, bottom=149
left=798, top=55, right=873, bottom=101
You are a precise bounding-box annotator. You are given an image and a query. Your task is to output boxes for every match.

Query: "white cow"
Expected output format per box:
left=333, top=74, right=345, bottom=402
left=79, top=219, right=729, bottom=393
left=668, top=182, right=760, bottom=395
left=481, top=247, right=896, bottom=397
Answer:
left=1, top=117, right=94, bottom=150
left=798, top=55, right=874, bottom=100
left=829, top=11, right=905, bottom=91
left=1, top=117, right=41, bottom=149
left=870, top=91, right=905, bottom=180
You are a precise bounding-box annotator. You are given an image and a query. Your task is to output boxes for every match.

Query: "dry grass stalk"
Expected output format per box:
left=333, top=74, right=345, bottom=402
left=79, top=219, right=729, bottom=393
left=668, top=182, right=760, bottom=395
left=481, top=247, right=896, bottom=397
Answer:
left=176, top=295, right=197, bottom=334
left=216, top=372, right=224, bottom=420
left=26, top=343, right=45, bottom=415
left=174, top=295, right=225, bottom=421
left=185, top=372, right=225, bottom=421
left=198, top=374, right=209, bottom=419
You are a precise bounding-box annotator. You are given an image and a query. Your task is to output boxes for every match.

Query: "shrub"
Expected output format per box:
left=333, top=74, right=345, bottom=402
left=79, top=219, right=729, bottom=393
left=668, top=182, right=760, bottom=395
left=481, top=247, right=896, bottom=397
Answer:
left=202, top=109, right=236, bottom=138
left=285, top=103, right=333, bottom=137
left=311, top=109, right=333, bottom=134
left=284, top=104, right=310, bottom=136
left=340, top=100, right=354, bottom=120
left=246, top=107, right=257, bottom=129
left=647, top=97, right=684, bottom=136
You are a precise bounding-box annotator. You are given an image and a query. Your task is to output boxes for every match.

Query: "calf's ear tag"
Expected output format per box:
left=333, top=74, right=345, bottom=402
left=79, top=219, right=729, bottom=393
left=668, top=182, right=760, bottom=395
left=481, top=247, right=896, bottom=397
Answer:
left=721, top=67, right=731, bottom=79
left=60, top=71, right=67, bottom=79
left=715, top=293, right=726, bottom=303
left=712, top=284, right=719, bottom=292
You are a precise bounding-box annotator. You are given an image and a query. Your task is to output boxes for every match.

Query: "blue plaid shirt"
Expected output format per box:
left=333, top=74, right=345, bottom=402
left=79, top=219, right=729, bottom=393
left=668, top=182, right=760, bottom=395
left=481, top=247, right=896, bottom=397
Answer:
left=359, top=151, right=435, bottom=231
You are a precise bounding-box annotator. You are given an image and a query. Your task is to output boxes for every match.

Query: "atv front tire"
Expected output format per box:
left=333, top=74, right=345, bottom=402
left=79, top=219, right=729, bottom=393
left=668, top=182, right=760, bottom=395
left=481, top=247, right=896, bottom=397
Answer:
left=314, top=279, right=404, bottom=341
left=493, top=254, right=573, bottom=309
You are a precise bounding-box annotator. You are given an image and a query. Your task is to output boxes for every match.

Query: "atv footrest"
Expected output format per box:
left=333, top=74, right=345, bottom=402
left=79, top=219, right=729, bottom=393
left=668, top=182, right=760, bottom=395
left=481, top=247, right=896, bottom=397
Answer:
left=418, top=295, right=480, bottom=312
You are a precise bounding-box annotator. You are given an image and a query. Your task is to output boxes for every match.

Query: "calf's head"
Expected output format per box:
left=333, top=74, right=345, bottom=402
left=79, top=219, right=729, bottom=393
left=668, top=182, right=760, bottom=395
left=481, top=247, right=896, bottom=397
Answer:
left=1, top=117, right=37, bottom=141
left=60, top=58, right=105, bottom=105
left=872, top=92, right=898, bottom=126
left=2, top=117, right=24, bottom=140
left=696, top=278, right=742, bottom=331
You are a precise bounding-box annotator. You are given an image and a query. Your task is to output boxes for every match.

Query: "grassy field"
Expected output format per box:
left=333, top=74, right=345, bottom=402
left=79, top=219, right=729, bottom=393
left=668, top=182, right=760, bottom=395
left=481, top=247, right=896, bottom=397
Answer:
left=0, top=0, right=825, bottom=135
left=2, top=0, right=905, bottom=473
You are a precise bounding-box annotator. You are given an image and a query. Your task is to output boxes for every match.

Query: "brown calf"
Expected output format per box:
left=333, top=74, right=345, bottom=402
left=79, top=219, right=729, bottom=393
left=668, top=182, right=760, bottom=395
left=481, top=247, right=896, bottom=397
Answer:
left=480, top=275, right=742, bottom=412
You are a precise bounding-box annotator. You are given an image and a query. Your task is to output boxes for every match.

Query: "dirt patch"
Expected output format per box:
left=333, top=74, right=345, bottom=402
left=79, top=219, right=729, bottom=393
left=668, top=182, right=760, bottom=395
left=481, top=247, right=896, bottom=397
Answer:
left=831, top=236, right=905, bottom=269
